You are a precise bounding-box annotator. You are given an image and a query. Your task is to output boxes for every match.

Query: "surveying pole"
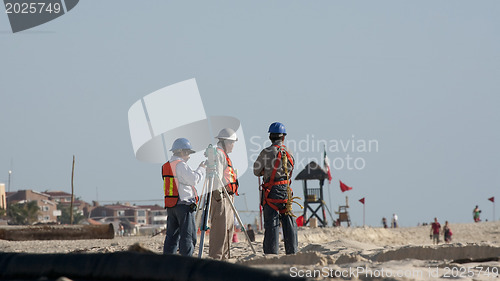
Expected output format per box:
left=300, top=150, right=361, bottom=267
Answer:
left=197, top=145, right=217, bottom=258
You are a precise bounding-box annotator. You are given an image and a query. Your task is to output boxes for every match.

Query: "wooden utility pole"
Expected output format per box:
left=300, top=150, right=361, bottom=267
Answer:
left=70, top=155, right=75, bottom=225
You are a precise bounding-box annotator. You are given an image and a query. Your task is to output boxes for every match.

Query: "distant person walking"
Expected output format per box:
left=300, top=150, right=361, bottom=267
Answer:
left=392, top=213, right=398, bottom=228
left=382, top=217, right=388, bottom=228
left=246, top=224, right=256, bottom=242
left=430, top=217, right=441, bottom=245
left=443, top=221, right=452, bottom=243
left=473, top=205, right=481, bottom=222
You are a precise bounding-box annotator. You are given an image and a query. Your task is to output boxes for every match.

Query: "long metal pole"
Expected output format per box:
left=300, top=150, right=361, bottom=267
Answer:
left=70, top=155, right=75, bottom=225
left=198, top=145, right=217, bottom=258
left=363, top=203, right=365, bottom=227
left=322, top=200, right=335, bottom=223
left=325, top=145, right=333, bottom=224
left=328, top=181, right=333, bottom=225
left=7, top=171, right=11, bottom=193
left=198, top=175, right=214, bottom=258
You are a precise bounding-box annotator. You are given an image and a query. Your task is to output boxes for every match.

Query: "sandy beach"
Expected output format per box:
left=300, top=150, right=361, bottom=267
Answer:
left=1, top=221, right=499, bottom=280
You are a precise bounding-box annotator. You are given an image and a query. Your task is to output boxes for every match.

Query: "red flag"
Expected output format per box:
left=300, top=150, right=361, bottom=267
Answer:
left=323, top=149, right=332, bottom=184
left=489, top=197, right=495, bottom=203
left=339, top=180, right=352, bottom=192
left=359, top=197, right=365, bottom=204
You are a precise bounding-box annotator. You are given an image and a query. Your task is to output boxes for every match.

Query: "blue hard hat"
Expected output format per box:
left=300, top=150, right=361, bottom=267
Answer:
left=170, top=138, right=195, bottom=154
left=268, top=122, right=287, bottom=135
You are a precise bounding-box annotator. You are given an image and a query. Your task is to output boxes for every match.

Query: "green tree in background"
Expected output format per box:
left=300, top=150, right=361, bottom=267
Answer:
left=57, top=204, right=84, bottom=224
left=7, top=201, right=40, bottom=225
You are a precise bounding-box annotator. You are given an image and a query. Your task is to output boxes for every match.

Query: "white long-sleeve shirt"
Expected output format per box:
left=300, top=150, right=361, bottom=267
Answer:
left=170, top=156, right=205, bottom=204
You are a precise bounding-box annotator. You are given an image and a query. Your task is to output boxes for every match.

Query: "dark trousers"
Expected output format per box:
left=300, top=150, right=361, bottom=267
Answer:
left=263, top=204, right=298, bottom=255
left=163, top=204, right=196, bottom=256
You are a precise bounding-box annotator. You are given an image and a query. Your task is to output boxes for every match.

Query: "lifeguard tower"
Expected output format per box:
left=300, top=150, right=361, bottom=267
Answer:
left=294, top=161, right=328, bottom=227
left=335, top=196, right=351, bottom=226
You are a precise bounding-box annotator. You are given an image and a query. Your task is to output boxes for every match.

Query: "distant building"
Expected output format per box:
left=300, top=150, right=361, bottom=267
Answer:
left=44, top=191, right=92, bottom=218
left=6, top=190, right=59, bottom=223
left=43, top=191, right=73, bottom=203
left=130, top=206, right=148, bottom=225
left=90, top=203, right=148, bottom=225
left=138, top=205, right=167, bottom=225
left=90, top=204, right=129, bottom=221
left=90, top=203, right=153, bottom=235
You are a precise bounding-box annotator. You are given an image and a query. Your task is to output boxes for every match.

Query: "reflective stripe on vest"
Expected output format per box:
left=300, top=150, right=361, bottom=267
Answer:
left=162, top=160, right=182, bottom=208
left=217, top=148, right=239, bottom=195
left=262, top=145, right=294, bottom=213
left=162, top=160, right=199, bottom=208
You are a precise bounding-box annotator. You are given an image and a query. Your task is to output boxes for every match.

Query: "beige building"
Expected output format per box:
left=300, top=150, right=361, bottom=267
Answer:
left=139, top=205, right=167, bottom=226
left=90, top=203, right=148, bottom=225
left=0, top=183, right=6, bottom=210
left=44, top=191, right=92, bottom=218
left=7, top=190, right=59, bottom=223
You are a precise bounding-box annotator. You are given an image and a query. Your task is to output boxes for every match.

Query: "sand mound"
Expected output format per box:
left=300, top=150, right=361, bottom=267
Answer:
left=372, top=243, right=500, bottom=262
left=239, top=251, right=334, bottom=266
left=297, top=226, right=397, bottom=245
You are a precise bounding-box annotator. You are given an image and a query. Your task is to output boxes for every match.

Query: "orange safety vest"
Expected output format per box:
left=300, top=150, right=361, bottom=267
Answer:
left=162, top=160, right=198, bottom=208
left=261, top=145, right=294, bottom=213
left=217, top=148, right=239, bottom=195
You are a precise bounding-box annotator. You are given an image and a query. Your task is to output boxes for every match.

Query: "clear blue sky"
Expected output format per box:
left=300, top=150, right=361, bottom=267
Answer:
left=1, top=1, right=499, bottom=227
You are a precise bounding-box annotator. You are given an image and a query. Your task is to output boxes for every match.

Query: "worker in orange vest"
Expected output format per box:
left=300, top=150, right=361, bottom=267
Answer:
left=162, top=138, right=205, bottom=256
left=209, top=128, right=239, bottom=260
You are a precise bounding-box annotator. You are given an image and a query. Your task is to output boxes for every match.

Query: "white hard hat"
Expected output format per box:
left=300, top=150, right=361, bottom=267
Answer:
left=215, top=128, right=238, bottom=141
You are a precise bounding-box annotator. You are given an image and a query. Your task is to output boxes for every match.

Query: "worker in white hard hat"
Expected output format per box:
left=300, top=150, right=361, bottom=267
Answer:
left=209, top=128, right=239, bottom=260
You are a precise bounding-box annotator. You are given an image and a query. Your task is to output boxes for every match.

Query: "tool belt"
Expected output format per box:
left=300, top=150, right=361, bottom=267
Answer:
left=261, top=180, right=292, bottom=214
